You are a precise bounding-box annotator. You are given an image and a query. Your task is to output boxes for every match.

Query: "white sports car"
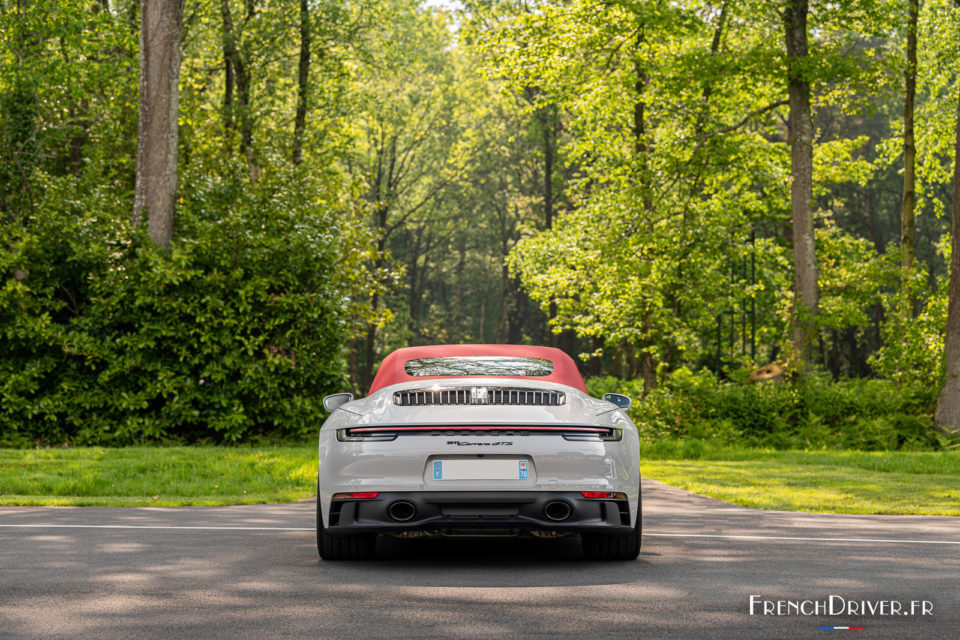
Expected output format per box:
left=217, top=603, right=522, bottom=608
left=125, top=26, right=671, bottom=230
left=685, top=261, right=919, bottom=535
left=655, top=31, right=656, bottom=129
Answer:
left=317, top=344, right=641, bottom=560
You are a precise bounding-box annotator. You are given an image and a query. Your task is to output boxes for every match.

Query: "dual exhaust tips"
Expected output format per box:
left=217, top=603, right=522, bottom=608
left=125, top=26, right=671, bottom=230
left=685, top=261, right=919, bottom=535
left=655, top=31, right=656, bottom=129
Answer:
left=386, top=499, right=574, bottom=522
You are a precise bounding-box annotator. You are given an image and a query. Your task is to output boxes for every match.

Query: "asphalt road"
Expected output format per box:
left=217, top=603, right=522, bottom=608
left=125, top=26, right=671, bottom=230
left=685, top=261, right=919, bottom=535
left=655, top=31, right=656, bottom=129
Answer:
left=0, top=480, right=957, bottom=639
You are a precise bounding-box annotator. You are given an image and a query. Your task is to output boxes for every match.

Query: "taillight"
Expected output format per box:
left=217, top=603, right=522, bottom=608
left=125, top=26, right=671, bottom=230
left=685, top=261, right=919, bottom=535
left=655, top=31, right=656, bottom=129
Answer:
left=332, top=492, right=379, bottom=500
left=580, top=491, right=627, bottom=499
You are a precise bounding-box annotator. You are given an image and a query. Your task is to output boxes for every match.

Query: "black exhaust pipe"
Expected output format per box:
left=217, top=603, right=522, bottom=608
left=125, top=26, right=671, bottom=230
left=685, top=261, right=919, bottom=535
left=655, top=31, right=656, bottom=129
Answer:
left=387, top=500, right=417, bottom=522
left=543, top=500, right=573, bottom=522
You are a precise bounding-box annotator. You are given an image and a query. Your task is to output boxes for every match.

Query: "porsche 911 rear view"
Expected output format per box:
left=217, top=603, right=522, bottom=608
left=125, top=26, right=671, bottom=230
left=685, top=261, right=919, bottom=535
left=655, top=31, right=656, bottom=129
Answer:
left=317, top=344, right=641, bottom=560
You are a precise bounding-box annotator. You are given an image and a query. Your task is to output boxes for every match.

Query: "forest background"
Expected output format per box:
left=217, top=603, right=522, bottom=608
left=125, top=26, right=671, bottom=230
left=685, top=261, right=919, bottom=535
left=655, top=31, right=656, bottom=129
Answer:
left=3, top=0, right=960, bottom=451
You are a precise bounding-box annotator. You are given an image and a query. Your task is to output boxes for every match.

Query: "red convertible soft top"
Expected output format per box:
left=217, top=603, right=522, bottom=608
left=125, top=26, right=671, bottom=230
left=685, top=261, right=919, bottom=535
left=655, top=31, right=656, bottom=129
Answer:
left=368, top=344, right=587, bottom=394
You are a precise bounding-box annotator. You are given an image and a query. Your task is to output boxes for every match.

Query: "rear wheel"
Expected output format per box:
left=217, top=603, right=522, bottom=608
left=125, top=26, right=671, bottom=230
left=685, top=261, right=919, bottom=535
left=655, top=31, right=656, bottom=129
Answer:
left=316, top=485, right=376, bottom=560
left=582, top=488, right=642, bottom=561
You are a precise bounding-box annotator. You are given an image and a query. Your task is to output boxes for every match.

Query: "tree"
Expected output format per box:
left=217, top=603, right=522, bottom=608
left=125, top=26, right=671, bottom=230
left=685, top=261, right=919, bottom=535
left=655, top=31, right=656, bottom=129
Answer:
left=349, top=1, right=460, bottom=389
left=219, top=0, right=258, bottom=181
left=133, top=0, right=187, bottom=248
left=935, top=67, right=960, bottom=434
left=900, top=0, right=919, bottom=311
left=292, top=0, right=310, bottom=165
left=782, top=0, right=819, bottom=372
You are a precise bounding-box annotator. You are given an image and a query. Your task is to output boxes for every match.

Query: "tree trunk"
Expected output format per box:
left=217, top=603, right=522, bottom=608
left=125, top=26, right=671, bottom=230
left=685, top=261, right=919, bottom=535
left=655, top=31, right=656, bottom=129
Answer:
left=220, top=0, right=258, bottom=181
left=349, top=339, right=360, bottom=394
left=540, top=104, right=558, bottom=347
left=782, top=0, right=818, bottom=372
left=900, top=0, right=919, bottom=313
left=634, top=18, right=658, bottom=391
left=541, top=105, right=555, bottom=231
left=360, top=218, right=387, bottom=391
left=363, top=315, right=377, bottom=393
left=865, top=187, right=884, bottom=252
left=132, top=0, right=186, bottom=248
left=223, top=56, right=233, bottom=131
left=496, top=221, right=511, bottom=343
left=453, top=238, right=466, bottom=337
left=408, top=228, right=425, bottom=330
left=292, top=0, right=310, bottom=165
left=935, top=85, right=960, bottom=434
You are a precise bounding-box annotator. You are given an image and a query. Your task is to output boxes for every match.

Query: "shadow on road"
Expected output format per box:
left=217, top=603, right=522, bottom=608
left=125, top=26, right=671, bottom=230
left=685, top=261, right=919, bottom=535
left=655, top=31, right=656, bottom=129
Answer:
left=319, top=534, right=655, bottom=588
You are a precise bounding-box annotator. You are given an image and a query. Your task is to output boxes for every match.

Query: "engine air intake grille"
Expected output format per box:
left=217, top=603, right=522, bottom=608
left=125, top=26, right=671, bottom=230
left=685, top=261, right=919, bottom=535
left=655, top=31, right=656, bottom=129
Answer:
left=393, top=387, right=566, bottom=407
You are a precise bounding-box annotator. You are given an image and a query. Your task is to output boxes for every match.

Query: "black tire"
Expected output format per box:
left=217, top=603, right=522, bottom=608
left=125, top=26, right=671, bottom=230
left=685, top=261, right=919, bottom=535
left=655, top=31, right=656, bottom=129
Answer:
left=582, top=486, right=642, bottom=561
left=316, top=486, right=376, bottom=561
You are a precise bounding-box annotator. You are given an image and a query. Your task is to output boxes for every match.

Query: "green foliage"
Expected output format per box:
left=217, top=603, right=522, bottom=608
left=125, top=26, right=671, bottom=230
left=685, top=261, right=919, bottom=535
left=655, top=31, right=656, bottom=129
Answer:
left=587, top=370, right=943, bottom=451
left=0, top=164, right=375, bottom=445
left=0, top=71, right=37, bottom=218
left=814, top=210, right=897, bottom=331
left=3, top=0, right=960, bottom=449
left=914, top=0, right=960, bottom=218
left=870, top=243, right=950, bottom=389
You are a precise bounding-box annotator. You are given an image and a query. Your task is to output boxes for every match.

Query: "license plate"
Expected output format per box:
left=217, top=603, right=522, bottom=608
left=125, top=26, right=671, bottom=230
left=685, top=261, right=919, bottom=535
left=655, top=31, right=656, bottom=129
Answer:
left=432, top=459, right=529, bottom=480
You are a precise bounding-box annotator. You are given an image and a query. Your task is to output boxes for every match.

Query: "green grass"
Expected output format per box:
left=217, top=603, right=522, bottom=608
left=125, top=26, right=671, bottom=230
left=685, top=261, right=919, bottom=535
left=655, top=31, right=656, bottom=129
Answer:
left=640, top=442, right=960, bottom=515
left=0, top=446, right=317, bottom=506
left=1, top=444, right=958, bottom=515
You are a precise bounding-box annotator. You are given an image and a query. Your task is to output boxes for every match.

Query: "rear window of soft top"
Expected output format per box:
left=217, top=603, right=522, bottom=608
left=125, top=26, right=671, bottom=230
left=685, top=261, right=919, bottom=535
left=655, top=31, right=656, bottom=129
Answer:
left=403, top=356, right=554, bottom=377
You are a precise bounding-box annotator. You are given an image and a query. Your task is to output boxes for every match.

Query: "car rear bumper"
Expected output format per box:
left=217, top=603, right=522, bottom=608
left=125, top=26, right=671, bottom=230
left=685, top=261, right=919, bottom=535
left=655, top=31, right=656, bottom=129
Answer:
left=324, top=491, right=635, bottom=536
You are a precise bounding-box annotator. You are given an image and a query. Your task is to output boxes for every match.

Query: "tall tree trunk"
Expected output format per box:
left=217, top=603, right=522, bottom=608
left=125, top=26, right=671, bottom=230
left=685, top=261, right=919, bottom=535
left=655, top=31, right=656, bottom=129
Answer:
left=453, top=238, right=466, bottom=338
left=782, top=0, right=818, bottom=372
left=542, top=105, right=555, bottom=231
left=539, top=105, right=558, bottom=347
left=865, top=187, right=884, bottom=252
left=223, top=57, right=233, bottom=131
left=358, top=130, right=394, bottom=390
left=220, top=0, right=257, bottom=181
left=408, top=227, right=426, bottom=331
left=634, top=18, right=657, bottom=393
left=292, top=0, right=310, bottom=165
left=900, top=0, right=919, bottom=313
left=935, top=86, right=960, bottom=434
left=361, top=217, right=387, bottom=391
left=363, top=310, right=377, bottom=392
left=496, top=218, right=511, bottom=343
left=133, top=0, right=186, bottom=248
left=349, top=339, right=360, bottom=394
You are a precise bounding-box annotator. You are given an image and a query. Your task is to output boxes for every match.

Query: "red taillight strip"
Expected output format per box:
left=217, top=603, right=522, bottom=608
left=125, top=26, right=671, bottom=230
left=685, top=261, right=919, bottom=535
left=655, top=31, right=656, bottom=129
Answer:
left=332, top=492, right=379, bottom=500
left=346, top=425, right=611, bottom=434
left=581, top=491, right=627, bottom=500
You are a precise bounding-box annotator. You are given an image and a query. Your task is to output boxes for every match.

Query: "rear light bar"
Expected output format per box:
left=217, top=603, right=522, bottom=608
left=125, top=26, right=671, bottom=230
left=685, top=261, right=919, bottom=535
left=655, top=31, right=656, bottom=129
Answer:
left=580, top=491, right=627, bottom=500
left=337, top=424, right=622, bottom=441
left=332, top=492, right=379, bottom=500
left=344, top=424, right=613, bottom=434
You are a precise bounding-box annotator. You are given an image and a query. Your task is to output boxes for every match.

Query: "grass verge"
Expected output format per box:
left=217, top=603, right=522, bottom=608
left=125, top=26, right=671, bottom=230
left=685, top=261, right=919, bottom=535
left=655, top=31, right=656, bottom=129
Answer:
left=0, top=446, right=317, bottom=506
left=640, top=441, right=960, bottom=515
left=0, top=444, right=957, bottom=514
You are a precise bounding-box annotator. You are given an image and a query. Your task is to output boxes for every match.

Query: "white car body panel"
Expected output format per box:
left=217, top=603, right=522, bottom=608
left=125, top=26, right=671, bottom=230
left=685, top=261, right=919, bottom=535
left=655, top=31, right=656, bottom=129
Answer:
left=317, top=377, right=641, bottom=529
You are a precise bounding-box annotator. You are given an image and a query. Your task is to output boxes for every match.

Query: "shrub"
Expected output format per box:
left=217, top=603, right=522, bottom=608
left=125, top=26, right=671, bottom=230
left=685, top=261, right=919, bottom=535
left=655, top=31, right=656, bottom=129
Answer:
left=0, top=165, right=377, bottom=445
left=587, top=368, right=943, bottom=451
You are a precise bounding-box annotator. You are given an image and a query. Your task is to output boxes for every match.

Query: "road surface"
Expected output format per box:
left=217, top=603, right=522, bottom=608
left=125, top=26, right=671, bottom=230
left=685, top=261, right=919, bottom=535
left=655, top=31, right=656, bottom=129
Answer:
left=1, top=480, right=957, bottom=639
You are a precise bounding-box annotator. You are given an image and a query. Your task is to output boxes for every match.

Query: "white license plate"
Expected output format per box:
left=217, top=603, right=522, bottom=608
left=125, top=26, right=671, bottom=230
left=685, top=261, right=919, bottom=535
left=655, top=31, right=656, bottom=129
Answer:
left=432, top=459, right=529, bottom=481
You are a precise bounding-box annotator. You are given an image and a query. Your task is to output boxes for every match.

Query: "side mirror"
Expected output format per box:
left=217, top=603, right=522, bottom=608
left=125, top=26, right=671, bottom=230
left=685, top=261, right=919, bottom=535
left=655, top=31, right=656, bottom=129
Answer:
left=323, top=393, right=354, bottom=412
left=602, top=393, right=632, bottom=410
